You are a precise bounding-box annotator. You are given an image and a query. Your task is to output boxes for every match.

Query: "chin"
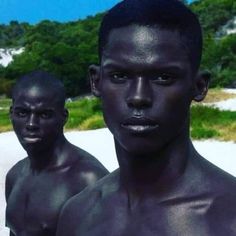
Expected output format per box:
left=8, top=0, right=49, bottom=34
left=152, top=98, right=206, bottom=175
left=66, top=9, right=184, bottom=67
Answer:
left=117, top=136, right=165, bottom=157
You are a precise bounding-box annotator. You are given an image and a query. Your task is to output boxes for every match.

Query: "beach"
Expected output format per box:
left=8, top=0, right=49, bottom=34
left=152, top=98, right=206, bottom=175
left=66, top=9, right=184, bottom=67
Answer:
left=1, top=128, right=236, bottom=235
left=1, top=89, right=236, bottom=235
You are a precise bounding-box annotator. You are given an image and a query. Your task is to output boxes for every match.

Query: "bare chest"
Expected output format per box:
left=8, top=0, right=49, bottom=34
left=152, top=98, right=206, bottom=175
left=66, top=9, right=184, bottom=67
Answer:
left=6, top=172, right=77, bottom=235
left=76, top=195, right=234, bottom=236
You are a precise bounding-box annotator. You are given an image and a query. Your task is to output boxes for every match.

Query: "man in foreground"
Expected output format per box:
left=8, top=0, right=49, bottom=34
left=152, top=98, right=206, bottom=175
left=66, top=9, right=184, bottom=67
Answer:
left=57, top=0, right=236, bottom=235
left=5, top=70, right=108, bottom=236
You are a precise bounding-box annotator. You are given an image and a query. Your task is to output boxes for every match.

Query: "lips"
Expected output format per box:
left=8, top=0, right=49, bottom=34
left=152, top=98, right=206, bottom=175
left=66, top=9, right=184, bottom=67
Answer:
left=121, top=117, right=159, bottom=134
left=23, top=136, right=42, bottom=143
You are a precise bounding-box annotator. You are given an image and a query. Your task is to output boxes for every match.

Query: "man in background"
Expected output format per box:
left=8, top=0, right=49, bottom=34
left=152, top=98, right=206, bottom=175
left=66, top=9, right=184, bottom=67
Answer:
left=5, top=70, right=108, bottom=236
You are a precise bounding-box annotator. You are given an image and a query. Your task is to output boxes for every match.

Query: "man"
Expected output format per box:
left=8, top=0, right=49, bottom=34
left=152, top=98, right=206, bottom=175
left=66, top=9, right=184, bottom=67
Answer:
left=57, top=0, right=236, bottom=235
left=5, top=70, right=108, bottom=236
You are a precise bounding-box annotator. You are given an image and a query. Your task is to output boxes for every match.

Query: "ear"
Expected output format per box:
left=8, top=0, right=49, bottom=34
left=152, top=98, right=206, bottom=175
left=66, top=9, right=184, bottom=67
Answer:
left=89, top=64, right=101, bottom=97
left=193, top=70, right=211, bottom=102
left=63, top=108, right=69, bottom=125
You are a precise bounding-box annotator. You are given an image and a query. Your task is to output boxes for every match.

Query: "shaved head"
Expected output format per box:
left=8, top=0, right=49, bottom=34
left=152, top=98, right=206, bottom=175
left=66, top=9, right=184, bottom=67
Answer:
left=12, top=70, right=66, bottom=107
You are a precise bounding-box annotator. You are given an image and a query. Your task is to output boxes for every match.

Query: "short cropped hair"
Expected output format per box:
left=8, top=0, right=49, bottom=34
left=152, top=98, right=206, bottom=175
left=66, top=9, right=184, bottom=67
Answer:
left=12, top=70, right=66, bottom=107
left=99, top=0, right=202, bottom=72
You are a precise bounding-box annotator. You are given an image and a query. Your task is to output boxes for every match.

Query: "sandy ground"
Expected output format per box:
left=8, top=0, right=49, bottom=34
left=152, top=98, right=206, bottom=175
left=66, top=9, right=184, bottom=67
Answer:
left=206, top=89, right=236, bottom=111
left=1, top=128, right=236, bottom=235
left=1, top=88, right=236, bottom=235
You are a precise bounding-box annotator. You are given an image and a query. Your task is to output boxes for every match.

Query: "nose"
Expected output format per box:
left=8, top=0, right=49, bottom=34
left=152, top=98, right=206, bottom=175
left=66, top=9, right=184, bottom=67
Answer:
left=126, top=76, right=152, bottom=109
left=26, top=113, right=39, bottom=131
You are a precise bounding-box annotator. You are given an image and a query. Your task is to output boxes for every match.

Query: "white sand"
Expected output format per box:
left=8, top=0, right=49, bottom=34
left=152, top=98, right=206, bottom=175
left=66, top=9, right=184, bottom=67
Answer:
left=1, top=88, right=236, bottom=234
left=206, top=98, right=236, bottom=111
left=204, top=89, right=236, bottom=111
left=0, top=129, right=236, bottom=235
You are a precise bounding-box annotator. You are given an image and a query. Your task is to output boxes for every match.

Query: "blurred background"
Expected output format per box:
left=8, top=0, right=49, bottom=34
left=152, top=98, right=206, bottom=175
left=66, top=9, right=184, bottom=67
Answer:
left=0, top=0, right=236, bottom=141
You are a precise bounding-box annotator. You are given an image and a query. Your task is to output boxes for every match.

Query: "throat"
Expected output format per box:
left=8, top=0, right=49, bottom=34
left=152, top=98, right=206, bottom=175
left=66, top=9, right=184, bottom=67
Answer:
left=28, top=136, right=67, bottom=172
left=116, top=138, right=193, bottom=194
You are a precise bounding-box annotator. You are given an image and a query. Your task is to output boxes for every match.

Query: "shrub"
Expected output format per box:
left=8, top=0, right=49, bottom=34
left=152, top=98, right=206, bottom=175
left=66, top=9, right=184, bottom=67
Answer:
left=79, top=114, right=105, bottom=130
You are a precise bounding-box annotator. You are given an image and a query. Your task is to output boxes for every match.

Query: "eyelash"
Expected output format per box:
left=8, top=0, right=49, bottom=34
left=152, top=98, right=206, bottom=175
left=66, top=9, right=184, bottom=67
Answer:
left=151, top=74, right=175, bottom=84
left=16, top=111, right=27, bottom=117
left=14, top=110, right=52, bottom=119
left=108, top=72, right=176, bottom=85
left=40, top=112, right=52, bottom=119
left=109, top=72, right=129, bottom=83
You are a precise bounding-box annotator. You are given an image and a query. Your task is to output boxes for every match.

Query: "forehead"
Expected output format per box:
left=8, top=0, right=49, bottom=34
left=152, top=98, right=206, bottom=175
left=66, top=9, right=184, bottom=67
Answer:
left=102, top=25, right=189, bottom=68
left=13, top=85, right=61, bottom=107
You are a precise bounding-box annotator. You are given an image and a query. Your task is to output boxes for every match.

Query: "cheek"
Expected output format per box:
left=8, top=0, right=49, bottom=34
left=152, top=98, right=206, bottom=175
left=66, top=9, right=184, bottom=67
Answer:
left=153, top=87, right=192, bottom=125
left=161, top=85, right=192, bottom=108
left=100, top=84, right=126, bottom=118
left=11, top=119, right=25, bottom=132
left=43, top=121, right=63, bottom=133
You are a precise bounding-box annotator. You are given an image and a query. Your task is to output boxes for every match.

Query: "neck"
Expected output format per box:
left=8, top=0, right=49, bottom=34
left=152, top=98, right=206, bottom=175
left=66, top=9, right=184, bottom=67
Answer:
left=116, top=133, right=193, bottom=195
left=28, top=135, right=68, bottom=172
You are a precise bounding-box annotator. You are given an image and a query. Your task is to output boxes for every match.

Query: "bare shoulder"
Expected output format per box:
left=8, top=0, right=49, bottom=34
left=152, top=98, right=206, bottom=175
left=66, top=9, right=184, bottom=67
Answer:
left=191, top=155, right=236, bottom=220
left=56, top=170, right=119, bottom=236
left=5, top=157, right=28, bottom=200
left=196, top=155, right=236, bottom=192
left=199, top=159, right=236, bottom=233
left=66, top=143, right=109, bottom=178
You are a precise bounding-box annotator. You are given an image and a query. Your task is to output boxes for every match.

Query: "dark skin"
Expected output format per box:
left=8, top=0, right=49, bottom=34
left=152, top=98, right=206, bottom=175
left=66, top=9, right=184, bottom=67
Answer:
left=5, top=84, right=108, bottom=236
left=56, top=25, right=236, bottom=236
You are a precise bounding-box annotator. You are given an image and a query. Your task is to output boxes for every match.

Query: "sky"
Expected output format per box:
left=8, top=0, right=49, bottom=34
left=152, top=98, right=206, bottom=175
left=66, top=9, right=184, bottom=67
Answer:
left=0, top=0, right=120, bottom=24
left=0, top=0, right=193, bottom=25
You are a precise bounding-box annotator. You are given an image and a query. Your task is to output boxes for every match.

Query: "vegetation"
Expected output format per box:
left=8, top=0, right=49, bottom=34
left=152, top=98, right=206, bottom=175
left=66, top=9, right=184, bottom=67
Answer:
left=200, top=88, right=236, bottom=103
left=0, top=0, right=236, bottom=97
left=191, top=0, right=236, bottom=88
left=0, top=93, right=235, bottom=141
left=0, top=14, right=103, bottom=97
left=0, top=97, right=104, bottom=132
left=191, top=105, right=236, bottom=141
left=0, top=1, right=235, bottom=141
left=65, top=97, right=104, bottom=130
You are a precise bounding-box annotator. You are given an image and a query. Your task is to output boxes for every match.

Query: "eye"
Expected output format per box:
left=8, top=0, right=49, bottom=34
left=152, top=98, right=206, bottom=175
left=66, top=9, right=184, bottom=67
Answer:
left=40, top=111, right=52, bottom=119
left=109, top=72, right=129, bottom=84
left=15, top=109, right=28, bottom=118
left=151, top=73, right=175, bottom=85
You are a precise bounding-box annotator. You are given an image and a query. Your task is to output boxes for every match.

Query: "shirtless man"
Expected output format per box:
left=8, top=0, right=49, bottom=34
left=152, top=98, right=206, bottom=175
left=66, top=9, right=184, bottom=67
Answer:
left=5, top=70, right=108, bottom=236
left=57, top=0, right=236, bottom=235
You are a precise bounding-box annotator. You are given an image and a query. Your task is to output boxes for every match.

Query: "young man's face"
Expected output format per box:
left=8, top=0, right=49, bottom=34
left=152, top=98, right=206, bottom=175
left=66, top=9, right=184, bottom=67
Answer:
left=10, top=85, right=67, bottom=154
left=91, top=25, right=201, bottom=155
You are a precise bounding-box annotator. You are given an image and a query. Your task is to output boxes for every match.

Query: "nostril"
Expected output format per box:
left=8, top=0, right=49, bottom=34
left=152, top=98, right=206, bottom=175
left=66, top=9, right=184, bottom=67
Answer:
left=126, top=95, right=152, bottom=108
left=26, top=116, right=39, bottom=130
left=126, top=77, right=152, bottom=108
left=26, top=123, right=39, bottom=130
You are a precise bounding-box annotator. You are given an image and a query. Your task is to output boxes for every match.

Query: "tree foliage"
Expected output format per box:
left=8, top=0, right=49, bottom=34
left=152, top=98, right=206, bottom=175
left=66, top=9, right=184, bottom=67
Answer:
left=0, top=1, right=236, bottom=97
left=190, top=0, right=236, bottom=87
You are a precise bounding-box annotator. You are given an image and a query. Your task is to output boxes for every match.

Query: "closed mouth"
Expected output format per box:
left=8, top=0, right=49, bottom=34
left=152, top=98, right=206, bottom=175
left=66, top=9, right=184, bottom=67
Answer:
left=23, top=137, right=42, bottom=143
left=121, top=117, right=159, bottom=134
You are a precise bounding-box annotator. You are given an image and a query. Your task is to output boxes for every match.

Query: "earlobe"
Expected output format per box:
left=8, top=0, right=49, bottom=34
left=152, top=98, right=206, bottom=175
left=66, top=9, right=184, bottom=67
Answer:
left=193, top=70, right=211, bottom=102
left=89, top=65, right=101, bottom=97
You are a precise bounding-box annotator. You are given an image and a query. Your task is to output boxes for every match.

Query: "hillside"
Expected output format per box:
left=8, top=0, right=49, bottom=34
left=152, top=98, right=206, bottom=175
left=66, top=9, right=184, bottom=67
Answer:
left=0, top=0, right=235, bottom=97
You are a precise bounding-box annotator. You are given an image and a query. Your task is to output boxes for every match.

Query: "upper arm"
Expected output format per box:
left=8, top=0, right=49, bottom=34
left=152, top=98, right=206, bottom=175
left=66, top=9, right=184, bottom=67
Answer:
left=56, top=196, right=83, bottom=236
left=5, top=168, right=16, bottom=202
left=5, top=160, right=25, bottom=202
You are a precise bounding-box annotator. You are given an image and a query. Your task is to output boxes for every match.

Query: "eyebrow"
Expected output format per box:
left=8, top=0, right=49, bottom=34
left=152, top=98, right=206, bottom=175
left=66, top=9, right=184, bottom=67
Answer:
left=13, top=106, right=54, bottom=112
left=102, top=61, right=186, bottom=74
